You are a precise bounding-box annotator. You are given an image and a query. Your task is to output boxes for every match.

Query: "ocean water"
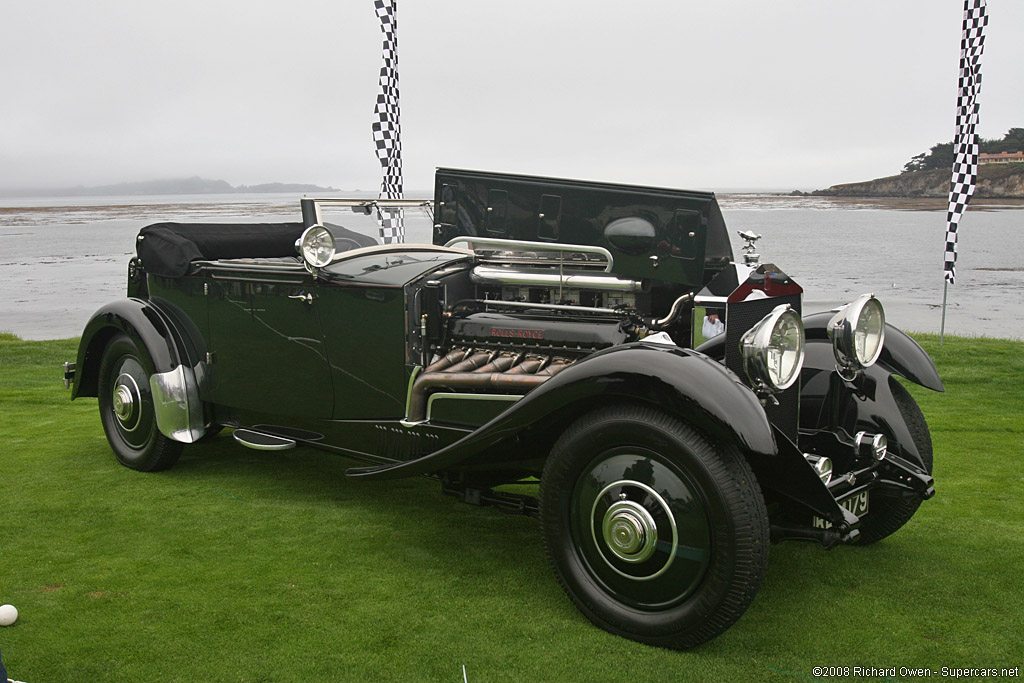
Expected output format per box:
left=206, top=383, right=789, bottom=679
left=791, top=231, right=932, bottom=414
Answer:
left=0, top=193, right=1021, bottom=341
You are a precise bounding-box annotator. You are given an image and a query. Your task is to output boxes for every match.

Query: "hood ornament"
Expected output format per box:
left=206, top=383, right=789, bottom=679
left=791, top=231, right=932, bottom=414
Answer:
left=738, top=230, right=762, bottom=266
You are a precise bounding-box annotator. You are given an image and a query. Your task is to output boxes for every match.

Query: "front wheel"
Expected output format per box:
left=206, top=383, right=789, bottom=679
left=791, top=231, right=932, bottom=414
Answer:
left=539, top=405, right=769, bottom=649
left=97, top=333, right=183, bottom=472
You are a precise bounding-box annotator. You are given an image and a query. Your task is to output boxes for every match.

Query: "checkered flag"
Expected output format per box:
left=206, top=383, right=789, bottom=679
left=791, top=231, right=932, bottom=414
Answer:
left=373, top=0, right=404, bottom=243
left=944, top=0, right=987, bottom=284
left=375, top=205, right=404, bottom=244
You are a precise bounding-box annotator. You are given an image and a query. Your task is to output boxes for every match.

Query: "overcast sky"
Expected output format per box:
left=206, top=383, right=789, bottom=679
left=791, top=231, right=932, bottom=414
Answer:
left=1, top=0, right=1021, bottom=192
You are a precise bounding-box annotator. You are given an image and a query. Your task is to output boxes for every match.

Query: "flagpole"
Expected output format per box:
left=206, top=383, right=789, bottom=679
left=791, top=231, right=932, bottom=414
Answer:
left=941, top=0, right=987, bottom=348
left=940, top=281, right=948, bottom=346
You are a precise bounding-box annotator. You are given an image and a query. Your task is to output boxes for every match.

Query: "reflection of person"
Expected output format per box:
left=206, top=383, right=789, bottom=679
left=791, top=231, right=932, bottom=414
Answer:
left=702, top=308, right=725, bottom=338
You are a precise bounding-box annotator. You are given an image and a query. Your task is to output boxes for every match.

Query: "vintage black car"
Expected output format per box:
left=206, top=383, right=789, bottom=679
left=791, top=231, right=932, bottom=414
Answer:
left=65, top=169, right=941, bottom=649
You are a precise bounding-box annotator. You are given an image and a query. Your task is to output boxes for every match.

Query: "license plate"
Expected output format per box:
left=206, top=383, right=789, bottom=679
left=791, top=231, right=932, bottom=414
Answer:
left=812, top=490, right=869, bottom=529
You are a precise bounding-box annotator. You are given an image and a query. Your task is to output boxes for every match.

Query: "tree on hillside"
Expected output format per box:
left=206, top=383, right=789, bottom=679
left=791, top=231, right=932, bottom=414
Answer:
left=902, top=142, right=954, bottom=173
left=901, top=128, right=1023, bottom=173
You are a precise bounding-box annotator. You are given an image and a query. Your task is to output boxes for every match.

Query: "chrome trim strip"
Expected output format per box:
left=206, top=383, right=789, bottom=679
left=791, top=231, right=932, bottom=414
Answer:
left=232, top=429, right=296, bottom=451
left=195, top=262, right=305, bottom=275
left=478, top=299, right=628, bottom=316
left=425, top=392, right=521, bottom=421
left=470, top=265, right=643, bottom=293
left=403, top=365, right=423, bottom=422
left=312, top=197, right=434, bottom=209
left=149, top=365, right=205, bottom=444
left=326, top=243, right=473, bottom=266
left=443, top=236, right=615, bottom=273
left=205, top=274, right=311, bottom=285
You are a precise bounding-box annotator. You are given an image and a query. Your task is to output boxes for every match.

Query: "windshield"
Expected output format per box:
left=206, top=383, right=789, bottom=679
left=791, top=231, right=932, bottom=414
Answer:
left=301, top=198, right=435, bottom=246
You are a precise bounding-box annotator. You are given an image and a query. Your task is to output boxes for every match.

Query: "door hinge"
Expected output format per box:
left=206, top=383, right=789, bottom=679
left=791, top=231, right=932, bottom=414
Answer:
left=206, top=351, right=216, bottom=364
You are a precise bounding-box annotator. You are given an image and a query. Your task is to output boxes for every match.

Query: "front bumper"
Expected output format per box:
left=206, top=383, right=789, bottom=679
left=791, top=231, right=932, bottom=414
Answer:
left=751, top=425, right=934, bottom=548
left=63, top=361, right=76, bottom=389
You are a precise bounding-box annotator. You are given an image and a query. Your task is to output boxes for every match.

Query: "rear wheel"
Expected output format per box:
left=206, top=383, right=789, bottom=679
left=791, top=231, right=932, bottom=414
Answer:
left=97, top=334, right=183, bottom=472
left=539, top=405, right=769, bottom=649
left=855, top=381, right=933, bottom=544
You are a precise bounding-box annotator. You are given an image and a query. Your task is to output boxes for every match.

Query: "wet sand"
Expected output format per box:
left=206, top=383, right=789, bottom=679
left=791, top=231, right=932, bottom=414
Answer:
left=1, top=193, right=1021, bottom=341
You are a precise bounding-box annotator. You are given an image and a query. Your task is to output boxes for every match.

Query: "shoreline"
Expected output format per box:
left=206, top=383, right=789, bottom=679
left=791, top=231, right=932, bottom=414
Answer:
left=3, top=194, right=1021, bottom=342
left=807, top=163, right=1024, bottom=200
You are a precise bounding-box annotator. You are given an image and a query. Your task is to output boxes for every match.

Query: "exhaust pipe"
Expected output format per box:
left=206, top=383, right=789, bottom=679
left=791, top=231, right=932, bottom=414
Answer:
left=407, top=357, right=570, bottom=422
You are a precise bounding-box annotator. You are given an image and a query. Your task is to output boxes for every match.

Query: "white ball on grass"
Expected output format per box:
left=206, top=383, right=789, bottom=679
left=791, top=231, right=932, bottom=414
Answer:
left=0, top=603, right=18, bottom=626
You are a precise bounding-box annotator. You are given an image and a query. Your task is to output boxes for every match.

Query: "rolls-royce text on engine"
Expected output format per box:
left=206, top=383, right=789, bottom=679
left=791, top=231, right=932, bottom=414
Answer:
left=65, top=169, right=941, bottom=649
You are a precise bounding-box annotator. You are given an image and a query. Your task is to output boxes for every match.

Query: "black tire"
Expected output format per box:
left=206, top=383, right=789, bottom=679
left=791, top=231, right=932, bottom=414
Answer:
left=854, top=381, right=933, bottom=545
left=539, top=405, right=769, bottom=649
left=97, top=333, right=183, bottom=472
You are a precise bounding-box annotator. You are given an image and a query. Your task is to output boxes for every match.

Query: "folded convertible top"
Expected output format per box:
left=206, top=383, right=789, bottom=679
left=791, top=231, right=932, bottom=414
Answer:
left=136, top=222, right=305, bottom=277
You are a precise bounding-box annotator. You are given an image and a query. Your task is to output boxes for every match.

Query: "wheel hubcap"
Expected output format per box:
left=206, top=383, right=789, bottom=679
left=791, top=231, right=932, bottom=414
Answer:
left=112, top=372, right=142, bottom=432
left=591, top=480, right=678, bottom=580
left=113, top=385, right=133, bottom=420
left=602, top=500, right=658, bottom=563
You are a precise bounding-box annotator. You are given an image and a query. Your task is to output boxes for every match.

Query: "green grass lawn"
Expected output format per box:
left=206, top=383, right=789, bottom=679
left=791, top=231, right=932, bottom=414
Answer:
left=1, top=333, right=1022, bottom=681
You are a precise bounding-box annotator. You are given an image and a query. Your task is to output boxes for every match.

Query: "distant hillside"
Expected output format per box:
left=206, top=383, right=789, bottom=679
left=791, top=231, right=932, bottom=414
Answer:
left=0, top=176, right=339, bottom=198
left=811, top=163, right=1024, bottom=199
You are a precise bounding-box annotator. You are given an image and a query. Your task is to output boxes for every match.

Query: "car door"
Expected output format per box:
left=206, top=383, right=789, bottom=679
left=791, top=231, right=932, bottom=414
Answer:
left=205, top=266, right=334, bottom=418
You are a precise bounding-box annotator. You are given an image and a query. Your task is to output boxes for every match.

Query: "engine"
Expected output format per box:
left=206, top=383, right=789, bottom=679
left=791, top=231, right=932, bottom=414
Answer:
left=404, top=247, right=684, bottom=422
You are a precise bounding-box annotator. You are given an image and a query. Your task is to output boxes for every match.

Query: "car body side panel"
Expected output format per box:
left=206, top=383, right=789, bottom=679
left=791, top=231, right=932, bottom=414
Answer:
left=345, top=343, right=777, bottom=481
left=205, top=275, right=335, bottom=418
left=317, top=283, right=410, bottom=419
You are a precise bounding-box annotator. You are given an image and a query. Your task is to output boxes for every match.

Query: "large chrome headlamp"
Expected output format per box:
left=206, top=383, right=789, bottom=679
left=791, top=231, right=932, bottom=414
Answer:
left=298, top=225, right=335, bottom=268
left=828, top=293, right=885, bottom=374
left=740, top=304, right=805, bottom=392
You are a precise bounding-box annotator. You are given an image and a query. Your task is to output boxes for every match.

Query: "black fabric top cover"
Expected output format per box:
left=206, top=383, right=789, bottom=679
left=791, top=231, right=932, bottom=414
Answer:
left=137, top=222, right=306, bottom=277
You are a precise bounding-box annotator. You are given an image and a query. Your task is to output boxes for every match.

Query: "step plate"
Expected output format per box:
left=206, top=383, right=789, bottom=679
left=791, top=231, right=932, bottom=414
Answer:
left=233, top=428, right=296, bottom=451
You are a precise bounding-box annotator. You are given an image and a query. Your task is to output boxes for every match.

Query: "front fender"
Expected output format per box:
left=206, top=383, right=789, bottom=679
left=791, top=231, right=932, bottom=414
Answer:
left=346, top=343, right=776, bottom=480
left=700, top=311, right=943, bottom=393
left=802, top=311, right=943, bottom=392
left=72, top=298, right=205, bottom=443
left=800, top=313, right=941, bottom=469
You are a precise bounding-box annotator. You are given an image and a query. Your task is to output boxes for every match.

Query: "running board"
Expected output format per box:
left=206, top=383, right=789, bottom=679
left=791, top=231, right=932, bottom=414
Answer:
left=233, top=428, right=296, bottom=451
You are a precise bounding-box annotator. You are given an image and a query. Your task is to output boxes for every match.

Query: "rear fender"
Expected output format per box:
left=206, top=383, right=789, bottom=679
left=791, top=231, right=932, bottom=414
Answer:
left=72, top=298, right=205, bottom=443
left=346, top=343, right=776, bottom=480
